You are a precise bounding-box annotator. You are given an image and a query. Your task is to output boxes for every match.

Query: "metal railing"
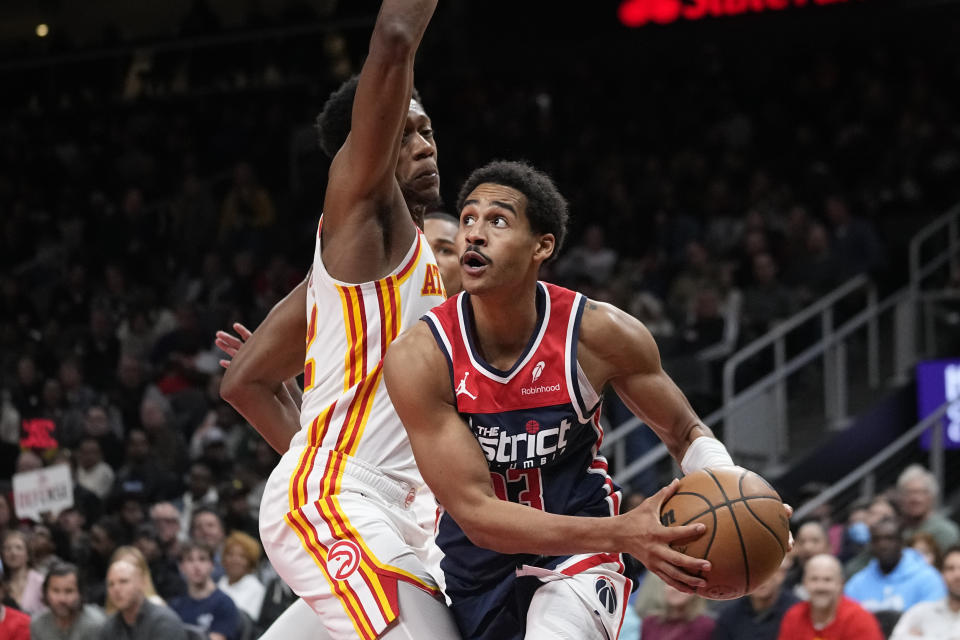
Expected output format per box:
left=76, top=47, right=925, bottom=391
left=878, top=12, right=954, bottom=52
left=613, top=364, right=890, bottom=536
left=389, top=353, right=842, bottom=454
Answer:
left=603, top=202, right=960, bottom=486
left=719, top=274, right=878, bottom=459
left=603, top=274, right=888, bottom=482
left=793, top=400, right=952, bottom=522
left=910, top=202, right=960, bottom=291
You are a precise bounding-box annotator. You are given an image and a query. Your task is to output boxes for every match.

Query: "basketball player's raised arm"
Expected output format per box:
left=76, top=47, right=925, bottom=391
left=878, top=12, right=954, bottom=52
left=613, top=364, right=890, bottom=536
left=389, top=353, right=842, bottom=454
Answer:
left=384, top=324, right=712, bottom=593
left=579, top=300, right=733, bottom=472
left=220, top=278, right=307, bottom=454
left=322, top=0, right=437, bottom=246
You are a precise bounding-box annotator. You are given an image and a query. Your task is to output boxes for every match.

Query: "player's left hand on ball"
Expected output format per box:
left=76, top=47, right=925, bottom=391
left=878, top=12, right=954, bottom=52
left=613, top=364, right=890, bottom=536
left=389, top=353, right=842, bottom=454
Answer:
left=622, top=479, right=710, bottom=594
left=215, top=322, right=253, bottom=368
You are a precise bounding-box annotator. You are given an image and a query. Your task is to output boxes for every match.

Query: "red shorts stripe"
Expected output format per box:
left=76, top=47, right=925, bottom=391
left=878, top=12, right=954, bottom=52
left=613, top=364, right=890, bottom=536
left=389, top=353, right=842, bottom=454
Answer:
left=284, top=507, right=379, bottom=640
left=319, top=448, right=346, bottom=499
left=312, top=401, right=338, bottom=449
left=315, top=497, right=399, bottom=624
left=560, top=553, right=622, bottom=577
left=615, top=574, right=634, bottom=639
left=288, top=418, right=321, bottom=511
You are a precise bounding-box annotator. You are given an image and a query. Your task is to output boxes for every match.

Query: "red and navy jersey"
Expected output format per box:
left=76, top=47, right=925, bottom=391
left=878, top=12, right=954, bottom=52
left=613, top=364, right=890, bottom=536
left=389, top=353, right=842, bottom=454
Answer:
left=422, top=282, right=623, bottom=599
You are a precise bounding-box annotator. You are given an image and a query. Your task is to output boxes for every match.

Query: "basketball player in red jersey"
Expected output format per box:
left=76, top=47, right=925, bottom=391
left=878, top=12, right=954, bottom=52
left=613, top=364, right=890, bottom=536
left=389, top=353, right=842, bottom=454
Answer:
left=219, top=1, right=461, bottom=639
left=384, top=161, right=776, bottom=639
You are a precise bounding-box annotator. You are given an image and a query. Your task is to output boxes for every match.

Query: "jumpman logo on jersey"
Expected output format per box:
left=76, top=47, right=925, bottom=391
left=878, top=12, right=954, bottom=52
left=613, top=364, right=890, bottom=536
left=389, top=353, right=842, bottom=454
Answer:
left=455, top=372, right=478, bottom=400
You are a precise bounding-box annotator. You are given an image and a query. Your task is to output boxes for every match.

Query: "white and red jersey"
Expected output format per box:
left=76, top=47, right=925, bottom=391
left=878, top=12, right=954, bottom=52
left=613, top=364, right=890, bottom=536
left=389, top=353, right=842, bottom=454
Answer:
left=291, top=218, right=447, bottom=486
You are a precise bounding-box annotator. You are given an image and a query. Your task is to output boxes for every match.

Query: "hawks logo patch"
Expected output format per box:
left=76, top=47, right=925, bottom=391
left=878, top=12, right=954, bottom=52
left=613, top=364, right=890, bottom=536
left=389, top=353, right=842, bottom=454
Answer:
left=327, top=540, right=362, bottom=580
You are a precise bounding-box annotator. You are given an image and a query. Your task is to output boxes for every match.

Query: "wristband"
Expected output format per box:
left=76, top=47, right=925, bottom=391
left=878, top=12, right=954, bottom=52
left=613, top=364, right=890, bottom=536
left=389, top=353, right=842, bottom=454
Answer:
left=680, top=436, right=734, bottom=474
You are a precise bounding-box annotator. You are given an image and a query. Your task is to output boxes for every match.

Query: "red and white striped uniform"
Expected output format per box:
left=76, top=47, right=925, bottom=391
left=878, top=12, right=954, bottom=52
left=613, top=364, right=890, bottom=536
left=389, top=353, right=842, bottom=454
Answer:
left=259, top=219, right=447, bottom=640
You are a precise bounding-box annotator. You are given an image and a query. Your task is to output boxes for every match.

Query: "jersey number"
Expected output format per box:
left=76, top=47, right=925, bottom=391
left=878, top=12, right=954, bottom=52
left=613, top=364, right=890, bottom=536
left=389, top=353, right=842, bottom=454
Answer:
left=490, top=468, right=544, bottom=511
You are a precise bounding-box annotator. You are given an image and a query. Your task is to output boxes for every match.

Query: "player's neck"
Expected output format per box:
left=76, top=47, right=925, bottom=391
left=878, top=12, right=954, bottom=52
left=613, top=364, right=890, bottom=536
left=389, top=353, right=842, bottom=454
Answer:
left=468, top=282, right=539, bottom=368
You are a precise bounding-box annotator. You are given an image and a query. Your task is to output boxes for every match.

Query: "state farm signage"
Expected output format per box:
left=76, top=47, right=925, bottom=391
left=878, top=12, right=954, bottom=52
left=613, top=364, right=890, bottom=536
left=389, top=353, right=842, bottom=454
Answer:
left=619, top=0, right=858, bottom=27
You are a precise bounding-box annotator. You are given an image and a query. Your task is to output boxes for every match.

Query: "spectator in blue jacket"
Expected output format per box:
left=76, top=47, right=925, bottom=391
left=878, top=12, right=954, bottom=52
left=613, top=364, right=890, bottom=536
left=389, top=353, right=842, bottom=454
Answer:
left=169, top=541, right=239, bottom=640
left=845, top=517, right=947, bottom=613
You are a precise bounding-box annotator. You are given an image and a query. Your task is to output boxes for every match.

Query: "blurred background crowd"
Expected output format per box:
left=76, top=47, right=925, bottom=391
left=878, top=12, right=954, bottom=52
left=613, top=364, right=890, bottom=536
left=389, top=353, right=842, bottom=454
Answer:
left=1, top=0, right=959, bottom=638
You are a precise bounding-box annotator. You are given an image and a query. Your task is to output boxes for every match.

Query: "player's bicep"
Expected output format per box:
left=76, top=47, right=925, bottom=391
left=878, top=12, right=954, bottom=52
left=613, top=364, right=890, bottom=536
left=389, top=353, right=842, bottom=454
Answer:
left=586, top=302, right=701, bottom=457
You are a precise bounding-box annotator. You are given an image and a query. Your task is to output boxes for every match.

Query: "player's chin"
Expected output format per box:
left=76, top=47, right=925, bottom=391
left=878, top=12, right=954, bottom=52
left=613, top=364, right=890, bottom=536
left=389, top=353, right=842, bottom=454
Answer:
left=460, top=273, right=491, bottom=295
left=410, top=185, right=441, bottom=208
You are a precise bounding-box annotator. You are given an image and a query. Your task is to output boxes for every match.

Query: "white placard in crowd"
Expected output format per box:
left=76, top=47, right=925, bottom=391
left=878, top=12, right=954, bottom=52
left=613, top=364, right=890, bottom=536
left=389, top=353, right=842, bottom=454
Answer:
left=12, top=464, right=74, bottom=521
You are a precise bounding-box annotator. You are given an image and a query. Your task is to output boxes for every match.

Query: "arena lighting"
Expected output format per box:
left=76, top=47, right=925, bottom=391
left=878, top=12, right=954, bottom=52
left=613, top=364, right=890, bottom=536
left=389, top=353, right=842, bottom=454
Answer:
left=618, top=0, right=858, bottom=27
left=35, top=23, right=49, bottom=38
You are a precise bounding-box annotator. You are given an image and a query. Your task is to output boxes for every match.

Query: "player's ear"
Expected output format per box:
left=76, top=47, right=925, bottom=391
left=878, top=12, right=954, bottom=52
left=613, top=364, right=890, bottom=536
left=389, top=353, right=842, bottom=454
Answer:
left=534, top=233, right=555, bottom=263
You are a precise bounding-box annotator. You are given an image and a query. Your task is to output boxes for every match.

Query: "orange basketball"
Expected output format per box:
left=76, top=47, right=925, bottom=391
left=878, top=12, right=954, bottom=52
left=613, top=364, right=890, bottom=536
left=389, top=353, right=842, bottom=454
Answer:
left=659, top=467, right=789, bottom=600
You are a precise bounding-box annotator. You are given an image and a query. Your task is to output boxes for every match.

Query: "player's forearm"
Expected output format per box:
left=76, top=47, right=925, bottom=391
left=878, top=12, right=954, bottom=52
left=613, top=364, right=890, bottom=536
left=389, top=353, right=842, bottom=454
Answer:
left=221, top=379, right=300, bottom=454
left=453, top=496, right=628, bottom=557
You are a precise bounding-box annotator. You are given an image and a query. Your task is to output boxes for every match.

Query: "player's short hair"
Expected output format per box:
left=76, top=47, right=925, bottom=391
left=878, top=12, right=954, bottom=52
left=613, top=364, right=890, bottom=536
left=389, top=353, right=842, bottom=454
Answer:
left=456, top=160, right=569, bottom=260
left=315, top=75, right=424, bottom=159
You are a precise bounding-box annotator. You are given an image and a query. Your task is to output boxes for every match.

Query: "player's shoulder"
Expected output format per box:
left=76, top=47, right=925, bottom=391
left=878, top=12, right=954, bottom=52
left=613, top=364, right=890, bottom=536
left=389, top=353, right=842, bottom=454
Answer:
left=573, top=296, right=658, bottom=382
left=421, top=291, right=462, bottom=325
left=579, top=297, right=655, bottom=352
left=390, top=319, right=435, bottom=353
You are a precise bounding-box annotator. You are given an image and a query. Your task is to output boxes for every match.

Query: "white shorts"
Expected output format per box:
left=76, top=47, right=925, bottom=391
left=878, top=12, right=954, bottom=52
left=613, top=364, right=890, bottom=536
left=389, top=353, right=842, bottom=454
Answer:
left=259, top=447, right=443, bottom=640
left=520, top=556, right=633, bottom=640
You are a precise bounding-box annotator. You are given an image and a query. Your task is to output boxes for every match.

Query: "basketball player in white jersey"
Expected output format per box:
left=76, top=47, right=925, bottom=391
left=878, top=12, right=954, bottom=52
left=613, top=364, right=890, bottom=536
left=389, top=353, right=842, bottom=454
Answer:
left=219, top=2, right=460, bottom=638
left=215, top=214, right=460, bottom=640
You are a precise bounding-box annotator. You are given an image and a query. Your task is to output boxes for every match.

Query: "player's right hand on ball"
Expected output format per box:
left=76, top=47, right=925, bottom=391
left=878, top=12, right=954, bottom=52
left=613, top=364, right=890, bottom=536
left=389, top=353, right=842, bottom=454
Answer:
left=621, top=478, right=710, bottom=594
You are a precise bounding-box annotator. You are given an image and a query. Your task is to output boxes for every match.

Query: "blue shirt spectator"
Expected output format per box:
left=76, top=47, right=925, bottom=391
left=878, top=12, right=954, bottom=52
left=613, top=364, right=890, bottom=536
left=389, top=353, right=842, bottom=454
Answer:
left=845, top=518, right=947, bottom=613
left=169, top=541, right=239, bottom=640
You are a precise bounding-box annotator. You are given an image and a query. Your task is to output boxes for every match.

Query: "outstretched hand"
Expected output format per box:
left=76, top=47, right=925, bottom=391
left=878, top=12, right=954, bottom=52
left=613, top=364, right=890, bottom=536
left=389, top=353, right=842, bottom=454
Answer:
left=216, top=322, right=253, bottom=369
left=620, top=478, right=710, bottom=594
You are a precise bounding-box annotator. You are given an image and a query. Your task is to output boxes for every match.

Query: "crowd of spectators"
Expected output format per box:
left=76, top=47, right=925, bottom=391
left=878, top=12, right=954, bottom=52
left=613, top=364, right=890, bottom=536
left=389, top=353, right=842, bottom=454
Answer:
left=1, top=1, right=959, bottom=638
left=616, top=464, right=960, bottom=639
